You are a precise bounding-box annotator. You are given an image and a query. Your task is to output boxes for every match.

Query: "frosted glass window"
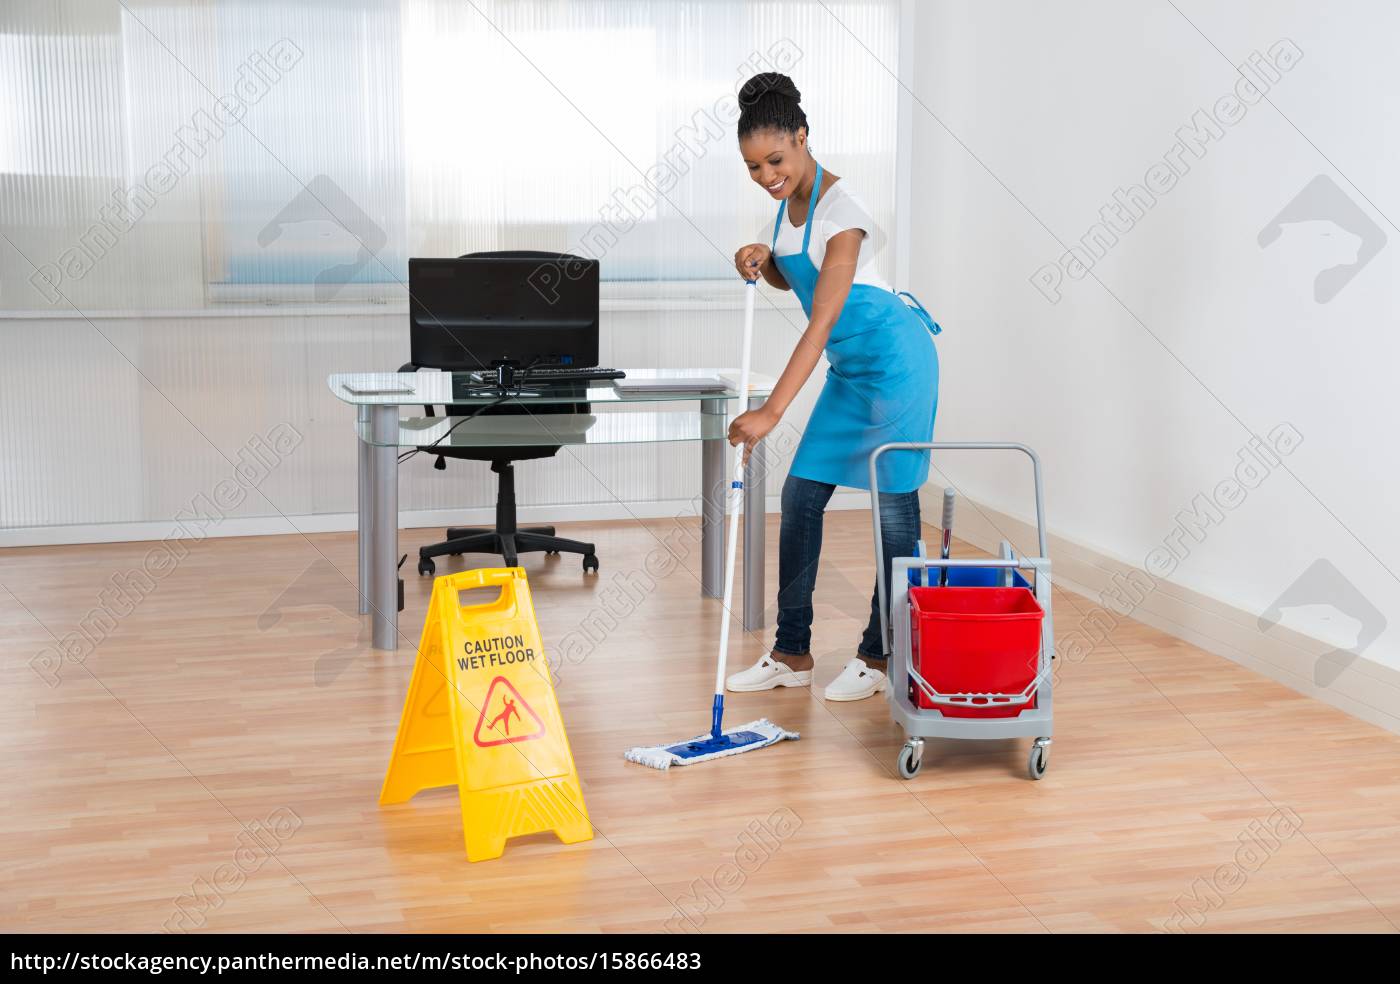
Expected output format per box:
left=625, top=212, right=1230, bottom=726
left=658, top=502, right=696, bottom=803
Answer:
left=1, top=0, right=899, bottom=310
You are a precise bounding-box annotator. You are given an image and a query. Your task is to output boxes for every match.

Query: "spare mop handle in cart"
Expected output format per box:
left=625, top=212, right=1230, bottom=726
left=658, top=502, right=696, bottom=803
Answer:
left=709, top=280, right=758, bottom=737
left=939, top=488, right=954, bottom=587
left=868, top=442, right=1050, bottom=659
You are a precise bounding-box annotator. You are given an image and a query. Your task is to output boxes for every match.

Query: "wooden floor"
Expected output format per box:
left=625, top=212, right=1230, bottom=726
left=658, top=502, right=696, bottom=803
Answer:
left=2, top=511, right=1398, bottom=934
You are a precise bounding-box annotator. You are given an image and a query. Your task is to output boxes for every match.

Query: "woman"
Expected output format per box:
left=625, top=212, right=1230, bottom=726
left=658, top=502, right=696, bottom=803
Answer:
left=725, top=73, right=941, bottom=702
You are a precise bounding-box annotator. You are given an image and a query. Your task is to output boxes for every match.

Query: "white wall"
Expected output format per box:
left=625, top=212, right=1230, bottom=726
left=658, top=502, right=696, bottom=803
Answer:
left=907, top=0, right=1400, bottom=673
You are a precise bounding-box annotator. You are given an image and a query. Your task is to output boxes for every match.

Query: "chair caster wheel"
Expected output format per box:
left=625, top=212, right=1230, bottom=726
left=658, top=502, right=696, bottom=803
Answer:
left=582, top=554, right=600, bottom=573
left=417, top=557, right=436, bottom=577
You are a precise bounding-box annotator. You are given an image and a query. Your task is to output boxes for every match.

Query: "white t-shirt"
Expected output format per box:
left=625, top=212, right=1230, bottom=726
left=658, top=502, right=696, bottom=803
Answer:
left=762, top=180, right=891, bottom=291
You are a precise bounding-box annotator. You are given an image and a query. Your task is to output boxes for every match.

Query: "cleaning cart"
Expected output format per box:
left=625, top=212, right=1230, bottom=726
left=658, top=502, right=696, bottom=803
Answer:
left=871, top=442, right=1055, bottom=781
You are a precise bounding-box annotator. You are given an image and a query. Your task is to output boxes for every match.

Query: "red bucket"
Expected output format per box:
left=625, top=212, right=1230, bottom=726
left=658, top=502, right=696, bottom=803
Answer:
left=908, top=586, right=1044, bottom=718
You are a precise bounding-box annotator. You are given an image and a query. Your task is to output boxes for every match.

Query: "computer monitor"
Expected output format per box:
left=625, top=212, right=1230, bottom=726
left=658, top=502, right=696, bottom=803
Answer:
left=408, top=254, right=599, bottom=371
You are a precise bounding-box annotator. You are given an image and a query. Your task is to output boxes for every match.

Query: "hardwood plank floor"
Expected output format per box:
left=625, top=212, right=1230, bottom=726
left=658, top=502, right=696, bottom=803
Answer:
left=2, top=512, right=1397, bottom=934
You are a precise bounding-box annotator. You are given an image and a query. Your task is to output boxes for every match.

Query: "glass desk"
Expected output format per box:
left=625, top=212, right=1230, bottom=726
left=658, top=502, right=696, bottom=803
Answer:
left=330, top=370, right=776, bottom=650
left=355, top=411, right=727, bottom=449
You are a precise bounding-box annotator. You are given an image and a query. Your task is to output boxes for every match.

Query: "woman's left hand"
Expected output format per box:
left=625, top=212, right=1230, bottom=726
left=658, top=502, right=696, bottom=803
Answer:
left=728, top=407, right=778, bottom=463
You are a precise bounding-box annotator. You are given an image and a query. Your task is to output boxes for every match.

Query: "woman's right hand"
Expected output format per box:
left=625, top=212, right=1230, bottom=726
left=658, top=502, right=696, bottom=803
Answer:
left=734, top=243, right=771, bottom=282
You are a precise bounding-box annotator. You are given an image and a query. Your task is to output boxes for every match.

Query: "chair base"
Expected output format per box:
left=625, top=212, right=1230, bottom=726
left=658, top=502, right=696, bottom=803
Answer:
left=446, top=525, right=554, bottom=540
left=419, top=527, right=598, bottom=574
left=416, top=459, right=599, bottom=575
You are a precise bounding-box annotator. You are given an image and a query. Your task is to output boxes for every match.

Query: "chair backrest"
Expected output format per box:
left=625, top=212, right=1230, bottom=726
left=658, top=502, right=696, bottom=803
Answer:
left=459, top=250, right=576, bottom=261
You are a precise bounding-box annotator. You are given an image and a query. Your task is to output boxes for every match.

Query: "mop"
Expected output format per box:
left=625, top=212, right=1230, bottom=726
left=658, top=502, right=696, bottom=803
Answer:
left=625, top=280, right=799, bottom=770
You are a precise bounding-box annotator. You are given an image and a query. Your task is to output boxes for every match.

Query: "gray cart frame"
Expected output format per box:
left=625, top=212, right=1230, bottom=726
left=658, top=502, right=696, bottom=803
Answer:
left=871, top=442, right=1054, bottom=780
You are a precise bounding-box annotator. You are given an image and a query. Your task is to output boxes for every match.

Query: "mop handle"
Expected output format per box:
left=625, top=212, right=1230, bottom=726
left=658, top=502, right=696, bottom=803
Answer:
left=712, top=280, right=757, bottom=706
left=939, top=488, right=954, bottom=587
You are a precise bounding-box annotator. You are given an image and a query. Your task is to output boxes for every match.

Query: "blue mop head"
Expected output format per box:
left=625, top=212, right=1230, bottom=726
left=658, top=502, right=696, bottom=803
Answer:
left=624, top=718, right=799, bottom=770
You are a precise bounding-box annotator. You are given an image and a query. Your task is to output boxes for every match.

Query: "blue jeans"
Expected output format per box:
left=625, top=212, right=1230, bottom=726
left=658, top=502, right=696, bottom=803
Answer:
left=773, top=474, right=923, bottom=661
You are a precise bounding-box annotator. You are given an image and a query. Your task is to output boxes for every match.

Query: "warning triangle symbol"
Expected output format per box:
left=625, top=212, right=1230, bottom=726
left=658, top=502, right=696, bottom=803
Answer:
left=472, top=676, right=547, bottom=747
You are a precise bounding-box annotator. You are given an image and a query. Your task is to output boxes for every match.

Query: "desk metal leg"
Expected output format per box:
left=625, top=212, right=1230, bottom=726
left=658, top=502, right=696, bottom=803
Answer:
left=369, top=404, right=399, bottom=650
left=700, top=398, right=724, bottom=598
left=742, top=394, right=766, bottom=631
left=357, top=405, right=371, bottom=615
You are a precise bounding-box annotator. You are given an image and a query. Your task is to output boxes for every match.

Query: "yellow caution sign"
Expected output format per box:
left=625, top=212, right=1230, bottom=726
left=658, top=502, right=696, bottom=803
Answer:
left=379, top=568, right=592, bottom=861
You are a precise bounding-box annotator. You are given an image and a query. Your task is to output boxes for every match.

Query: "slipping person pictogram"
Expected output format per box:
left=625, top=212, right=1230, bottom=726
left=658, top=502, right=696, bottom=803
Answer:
left=488, top=696, right=521, bottom=736
left=472, top=676, right=546, bottom=747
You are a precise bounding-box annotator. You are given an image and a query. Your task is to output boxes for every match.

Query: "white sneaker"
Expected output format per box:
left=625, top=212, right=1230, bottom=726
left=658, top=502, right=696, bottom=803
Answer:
left=726, top=653, right=813, bottom=693
left=823, top=658, right=888, bottom=702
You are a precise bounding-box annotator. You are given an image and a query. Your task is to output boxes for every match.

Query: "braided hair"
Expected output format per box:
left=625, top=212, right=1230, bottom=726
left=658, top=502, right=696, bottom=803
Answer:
left=737, top=73, right=808, bottom=140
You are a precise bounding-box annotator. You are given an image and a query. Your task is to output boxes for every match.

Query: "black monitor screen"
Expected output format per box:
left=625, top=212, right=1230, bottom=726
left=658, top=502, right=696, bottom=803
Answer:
left=409, top=255, right=599, bottom=370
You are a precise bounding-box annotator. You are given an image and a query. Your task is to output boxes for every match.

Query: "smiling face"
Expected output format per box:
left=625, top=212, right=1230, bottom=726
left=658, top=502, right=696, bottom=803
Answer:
left=740, top=127, right=811, bottom=200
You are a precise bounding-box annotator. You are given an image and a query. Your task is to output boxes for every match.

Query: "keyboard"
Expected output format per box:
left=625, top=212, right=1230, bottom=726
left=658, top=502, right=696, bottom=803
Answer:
left=522, top=366, right=626, bottom=383
left=452, top=367, right=624, bottom=401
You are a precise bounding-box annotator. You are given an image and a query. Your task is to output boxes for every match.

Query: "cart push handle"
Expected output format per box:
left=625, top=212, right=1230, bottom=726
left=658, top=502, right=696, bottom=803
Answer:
left=869, top=442, right=1048, bottom=658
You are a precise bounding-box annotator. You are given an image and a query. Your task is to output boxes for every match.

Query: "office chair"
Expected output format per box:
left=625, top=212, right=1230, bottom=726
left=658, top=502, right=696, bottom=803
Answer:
left=408, top=250, right=599, bottom=577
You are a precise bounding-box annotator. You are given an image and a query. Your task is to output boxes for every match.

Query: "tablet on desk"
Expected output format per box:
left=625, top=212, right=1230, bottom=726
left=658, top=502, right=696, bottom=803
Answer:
left=612, top=372, right=731, bottom=394
left=341, top=381, right=415, bottom=396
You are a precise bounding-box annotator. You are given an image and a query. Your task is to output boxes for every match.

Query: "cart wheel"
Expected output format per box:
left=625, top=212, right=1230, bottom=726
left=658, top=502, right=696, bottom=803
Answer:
left=897, top=742, right=922, bottom=780
left=1028, top=741, right=1049, bottom=780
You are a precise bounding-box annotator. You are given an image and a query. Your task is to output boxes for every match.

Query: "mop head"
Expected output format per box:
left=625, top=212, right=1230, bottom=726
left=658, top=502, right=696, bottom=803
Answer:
left=624, top=719, right=799, bottom=770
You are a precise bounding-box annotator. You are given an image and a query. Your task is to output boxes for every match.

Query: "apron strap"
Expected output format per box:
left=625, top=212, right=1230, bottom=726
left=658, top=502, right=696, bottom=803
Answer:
left=897, top=290, right=942, bottom=335
left=771, top=162, right=824, bottom=255
left=800, top=161, right=824, bottom=258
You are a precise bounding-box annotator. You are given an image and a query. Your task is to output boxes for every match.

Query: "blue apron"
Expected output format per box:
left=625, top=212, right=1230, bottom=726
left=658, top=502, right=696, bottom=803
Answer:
left=771, top=162, right=940, bottom=493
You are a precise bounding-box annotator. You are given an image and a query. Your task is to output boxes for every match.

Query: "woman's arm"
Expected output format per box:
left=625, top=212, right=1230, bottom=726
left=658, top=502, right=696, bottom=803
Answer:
left=735, top=243, right=791, bottom=291
left=758, top=251, right=791, bottom=291
left=728, top=228, right=864, bottom=457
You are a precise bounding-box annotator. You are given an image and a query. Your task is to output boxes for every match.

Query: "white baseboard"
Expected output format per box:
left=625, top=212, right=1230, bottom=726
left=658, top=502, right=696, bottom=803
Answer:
left=919, top=484, right=1400, bottom=735
left=0, top=491, right=871, bottom=549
